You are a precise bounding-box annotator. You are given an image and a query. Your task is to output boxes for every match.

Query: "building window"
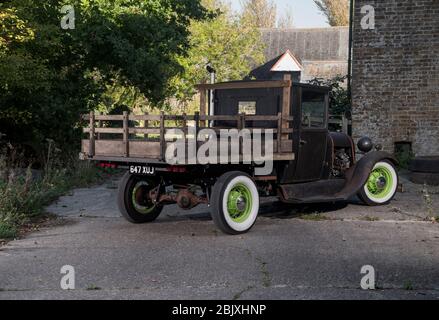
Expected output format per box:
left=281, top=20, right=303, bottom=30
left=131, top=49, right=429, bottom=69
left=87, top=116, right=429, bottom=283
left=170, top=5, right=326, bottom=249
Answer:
left=395, top=141, right=413, bottom=169
left=238, top=101, right=256, bottom=115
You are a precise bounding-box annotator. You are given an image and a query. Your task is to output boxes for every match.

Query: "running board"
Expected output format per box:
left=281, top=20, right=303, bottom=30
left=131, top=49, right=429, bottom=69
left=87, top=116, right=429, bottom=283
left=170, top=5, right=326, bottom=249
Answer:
left=278, top=179, right=349, bottom=203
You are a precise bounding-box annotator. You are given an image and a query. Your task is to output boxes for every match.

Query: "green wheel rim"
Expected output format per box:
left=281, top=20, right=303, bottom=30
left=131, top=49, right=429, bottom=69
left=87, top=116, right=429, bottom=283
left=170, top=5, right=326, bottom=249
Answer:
left=132, top=181, right=156, bottom=214
left=366, top=165, right=394, bottom=199
left=227, top=183, right=253, bottom=223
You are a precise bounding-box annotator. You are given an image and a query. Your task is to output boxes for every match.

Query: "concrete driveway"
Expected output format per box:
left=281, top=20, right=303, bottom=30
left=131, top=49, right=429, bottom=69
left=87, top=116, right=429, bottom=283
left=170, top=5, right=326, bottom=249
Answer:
left=0, top=174, right=438, bottom=300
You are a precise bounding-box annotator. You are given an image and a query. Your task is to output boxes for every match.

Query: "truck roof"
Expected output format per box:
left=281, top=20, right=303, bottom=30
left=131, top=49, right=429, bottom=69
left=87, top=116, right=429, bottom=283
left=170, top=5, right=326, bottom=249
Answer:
left=205, top=80, right=331, bottom=92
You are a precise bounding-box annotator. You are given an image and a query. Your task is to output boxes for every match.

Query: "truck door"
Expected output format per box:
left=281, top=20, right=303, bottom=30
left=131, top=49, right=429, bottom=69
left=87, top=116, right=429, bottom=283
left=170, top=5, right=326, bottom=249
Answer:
left=293, top=89, right=329, bottom=182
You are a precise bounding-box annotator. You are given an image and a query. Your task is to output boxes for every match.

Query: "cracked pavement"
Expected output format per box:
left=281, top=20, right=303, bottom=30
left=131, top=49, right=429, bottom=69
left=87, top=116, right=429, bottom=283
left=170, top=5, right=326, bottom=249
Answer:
left=0, top=174, right=439, bottom=300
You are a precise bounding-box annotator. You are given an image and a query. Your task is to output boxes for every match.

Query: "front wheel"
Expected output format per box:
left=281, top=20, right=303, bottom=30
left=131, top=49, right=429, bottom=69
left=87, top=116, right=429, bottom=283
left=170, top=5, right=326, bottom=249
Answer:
left=211, top=172, right=260, bottom=235
left=117, top=172, right=163, bottom=223
left=358, top=160, right=398, bottom=206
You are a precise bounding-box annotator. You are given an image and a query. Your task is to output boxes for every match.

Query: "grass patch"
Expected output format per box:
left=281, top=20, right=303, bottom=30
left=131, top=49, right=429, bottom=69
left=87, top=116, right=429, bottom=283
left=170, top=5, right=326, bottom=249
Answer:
left=0, top=222, right=18, bottom=239
left=0, top=153, right=110, bottom=240
left=256, top=258, right=271, bottom=288
left=298, top=213, right=332, bottom=221
left=233, top=285, right=254, bottom=300
left=86, top=285, right=102, bottom=291
left=403, top=281, right=414, bottom=291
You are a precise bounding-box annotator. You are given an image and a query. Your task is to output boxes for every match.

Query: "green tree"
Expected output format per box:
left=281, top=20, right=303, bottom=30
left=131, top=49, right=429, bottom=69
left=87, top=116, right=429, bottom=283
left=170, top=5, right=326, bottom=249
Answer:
left=277, top=5, right=294, bottom=29
left=241, top=0, right=277, bottom=28
left=0, top=7, right=34, bottom=53
left=308, top=76, right=350, bottom=115
left=171, top=0, right=265, bottom=110
left=0, top=0, right=208, bottom=154
left=313, top=0, right=350, bottom=26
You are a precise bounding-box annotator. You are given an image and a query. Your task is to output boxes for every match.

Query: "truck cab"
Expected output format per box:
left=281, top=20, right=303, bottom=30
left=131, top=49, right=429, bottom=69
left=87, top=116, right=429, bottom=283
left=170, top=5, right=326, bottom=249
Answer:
left=212, top=81, right=333, bottom=183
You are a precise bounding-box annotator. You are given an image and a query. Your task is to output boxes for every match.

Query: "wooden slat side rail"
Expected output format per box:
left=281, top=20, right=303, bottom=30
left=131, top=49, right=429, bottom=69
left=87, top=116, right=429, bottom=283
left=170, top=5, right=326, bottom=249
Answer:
left=84, top=115, right=124, bottom=121
left=144, top=112, right=149, bottom=140
left=96, top=111, right=102, bottom=140
left=159, top=111, right=165, bottom=161
left=277, top=112, right=282, bottom=154
left=82, top=110, right=297, bottom=162
left=83, top=114, right=162, bottom=121
left=196, top=80, right=292, bottom=91
left=242, top=115, right=279, bottom=121
left=83, top=114, right=293, bottom=124
left=130, top=114, right=161, bottom=121
left=281, top=74, right=292, bottom=140
left=131, top=128, right=161, bottom=135
left=89, top=111, right=95, bottom=157
left=81, top=153, right=294, bottom=164
left=83, top=128, right=122, bottom=134
left=162, top=114, right=196, bottom=121
left=196, top=128, right=283, bottom=134
left=123, top=111, right=129, bottom=157
left=199, top=87, right=207, bottom=128
left=84, top=127, right=290, bottom=135
left=200, top=115, right=238, bottom=121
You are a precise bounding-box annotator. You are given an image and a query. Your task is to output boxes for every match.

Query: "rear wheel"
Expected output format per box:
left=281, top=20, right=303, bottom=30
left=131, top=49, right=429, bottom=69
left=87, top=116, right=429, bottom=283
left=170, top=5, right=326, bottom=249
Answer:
left=359, top=160, right=398, bottom=206
left=211, top=172, right=259, bottom=235
left=117, top=172, right=163, bottom=223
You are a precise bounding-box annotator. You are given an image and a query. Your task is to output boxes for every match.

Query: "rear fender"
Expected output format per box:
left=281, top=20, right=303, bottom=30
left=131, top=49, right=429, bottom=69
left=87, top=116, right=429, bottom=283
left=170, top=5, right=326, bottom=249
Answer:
left=336, top=151, right=398, bottom=198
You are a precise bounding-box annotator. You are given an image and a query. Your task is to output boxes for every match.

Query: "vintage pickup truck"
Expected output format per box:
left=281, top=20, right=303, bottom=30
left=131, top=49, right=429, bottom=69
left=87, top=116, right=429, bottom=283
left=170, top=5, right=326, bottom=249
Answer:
left=80, top=76, right=398, bottom=235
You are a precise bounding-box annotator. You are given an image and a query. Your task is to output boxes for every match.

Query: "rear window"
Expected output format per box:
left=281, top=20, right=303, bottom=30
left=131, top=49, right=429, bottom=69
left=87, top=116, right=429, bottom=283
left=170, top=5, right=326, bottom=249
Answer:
left=238, top=101, right=256, bottom=115
left=301, top=91, right=326, bottom=128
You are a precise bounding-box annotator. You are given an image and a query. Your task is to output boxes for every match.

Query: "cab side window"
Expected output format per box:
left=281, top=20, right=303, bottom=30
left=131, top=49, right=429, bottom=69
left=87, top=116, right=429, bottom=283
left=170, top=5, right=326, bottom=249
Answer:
left=301, top=90, right=326, bottom=129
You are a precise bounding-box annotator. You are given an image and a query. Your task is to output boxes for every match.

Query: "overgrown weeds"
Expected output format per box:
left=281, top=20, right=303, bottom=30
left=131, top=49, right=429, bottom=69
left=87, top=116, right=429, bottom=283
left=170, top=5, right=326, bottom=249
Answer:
left=0, top=142, right=107, bottom=239
left=421, top=184, right=438, bottom=222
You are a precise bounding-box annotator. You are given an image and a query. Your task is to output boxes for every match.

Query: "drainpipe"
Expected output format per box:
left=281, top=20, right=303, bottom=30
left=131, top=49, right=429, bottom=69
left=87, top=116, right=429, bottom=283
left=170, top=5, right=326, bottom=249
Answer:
left=210, top=70, right=215, bottom=117
left=347, top=0, right=355, bottom=109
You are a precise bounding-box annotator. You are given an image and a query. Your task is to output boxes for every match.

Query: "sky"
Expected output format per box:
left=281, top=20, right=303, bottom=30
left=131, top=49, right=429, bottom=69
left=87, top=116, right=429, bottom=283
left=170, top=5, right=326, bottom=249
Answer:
left=230, top=0, right=329, bottom=28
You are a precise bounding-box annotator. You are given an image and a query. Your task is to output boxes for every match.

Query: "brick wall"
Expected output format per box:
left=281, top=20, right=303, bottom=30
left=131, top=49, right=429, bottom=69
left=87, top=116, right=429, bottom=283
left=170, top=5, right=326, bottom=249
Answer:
left=352, top=0, right=439, bottom=156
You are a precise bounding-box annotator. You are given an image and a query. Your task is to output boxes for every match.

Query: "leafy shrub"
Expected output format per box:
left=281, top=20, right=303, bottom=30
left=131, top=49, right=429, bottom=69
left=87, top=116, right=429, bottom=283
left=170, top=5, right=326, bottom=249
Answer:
left=0, top=143, right=106, bottom=239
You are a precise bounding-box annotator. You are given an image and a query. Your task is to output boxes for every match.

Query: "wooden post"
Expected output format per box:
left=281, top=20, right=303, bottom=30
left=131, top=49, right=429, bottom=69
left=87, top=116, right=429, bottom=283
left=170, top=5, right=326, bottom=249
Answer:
left=144, top=112, right=149, bottom=140
left=277, top=112, right=282, bottom=154
left=282, top=74, right=292, bottom=140
left=159, top=111, right=165, bottom=161
left=199, top=88, right=207, bottom=128
left=238, top=114, right=245, bottom=158
left=182, top=113, right=187, bottom=142
left=238, top=113, right=245, bottom=130
left=89, top=111, right=95, bottom=157
left=194, top=112, right=200, bottom=164
left=123, top=111, right=129, bottom=157
left=97, top=111, right=101, bottom=140
left=342, top=115, right=349, bottom=135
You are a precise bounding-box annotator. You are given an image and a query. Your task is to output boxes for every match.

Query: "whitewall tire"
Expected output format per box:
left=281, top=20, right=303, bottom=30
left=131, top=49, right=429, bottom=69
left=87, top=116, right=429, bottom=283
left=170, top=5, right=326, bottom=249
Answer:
left=211, top=172, right=259, bottom=235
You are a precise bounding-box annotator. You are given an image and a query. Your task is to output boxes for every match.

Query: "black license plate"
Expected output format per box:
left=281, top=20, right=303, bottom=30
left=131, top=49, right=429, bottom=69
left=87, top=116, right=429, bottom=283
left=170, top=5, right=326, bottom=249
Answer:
left=129, top=165, right=156, bottom=175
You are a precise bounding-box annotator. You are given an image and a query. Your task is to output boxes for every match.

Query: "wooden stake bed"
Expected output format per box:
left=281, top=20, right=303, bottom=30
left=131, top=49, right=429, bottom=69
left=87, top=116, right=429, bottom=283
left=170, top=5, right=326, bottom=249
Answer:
left=81, top=80, right=295, bottom=165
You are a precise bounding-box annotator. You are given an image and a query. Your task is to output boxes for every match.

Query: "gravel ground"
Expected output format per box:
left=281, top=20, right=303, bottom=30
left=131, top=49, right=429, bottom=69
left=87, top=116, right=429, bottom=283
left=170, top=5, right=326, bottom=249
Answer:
left=0, top=172, right=438, bottom=300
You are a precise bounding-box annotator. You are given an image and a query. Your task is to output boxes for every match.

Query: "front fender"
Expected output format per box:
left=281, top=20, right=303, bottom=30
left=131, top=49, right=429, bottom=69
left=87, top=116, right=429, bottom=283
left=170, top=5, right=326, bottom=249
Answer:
left=336, top=151, right=398, bottom=198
